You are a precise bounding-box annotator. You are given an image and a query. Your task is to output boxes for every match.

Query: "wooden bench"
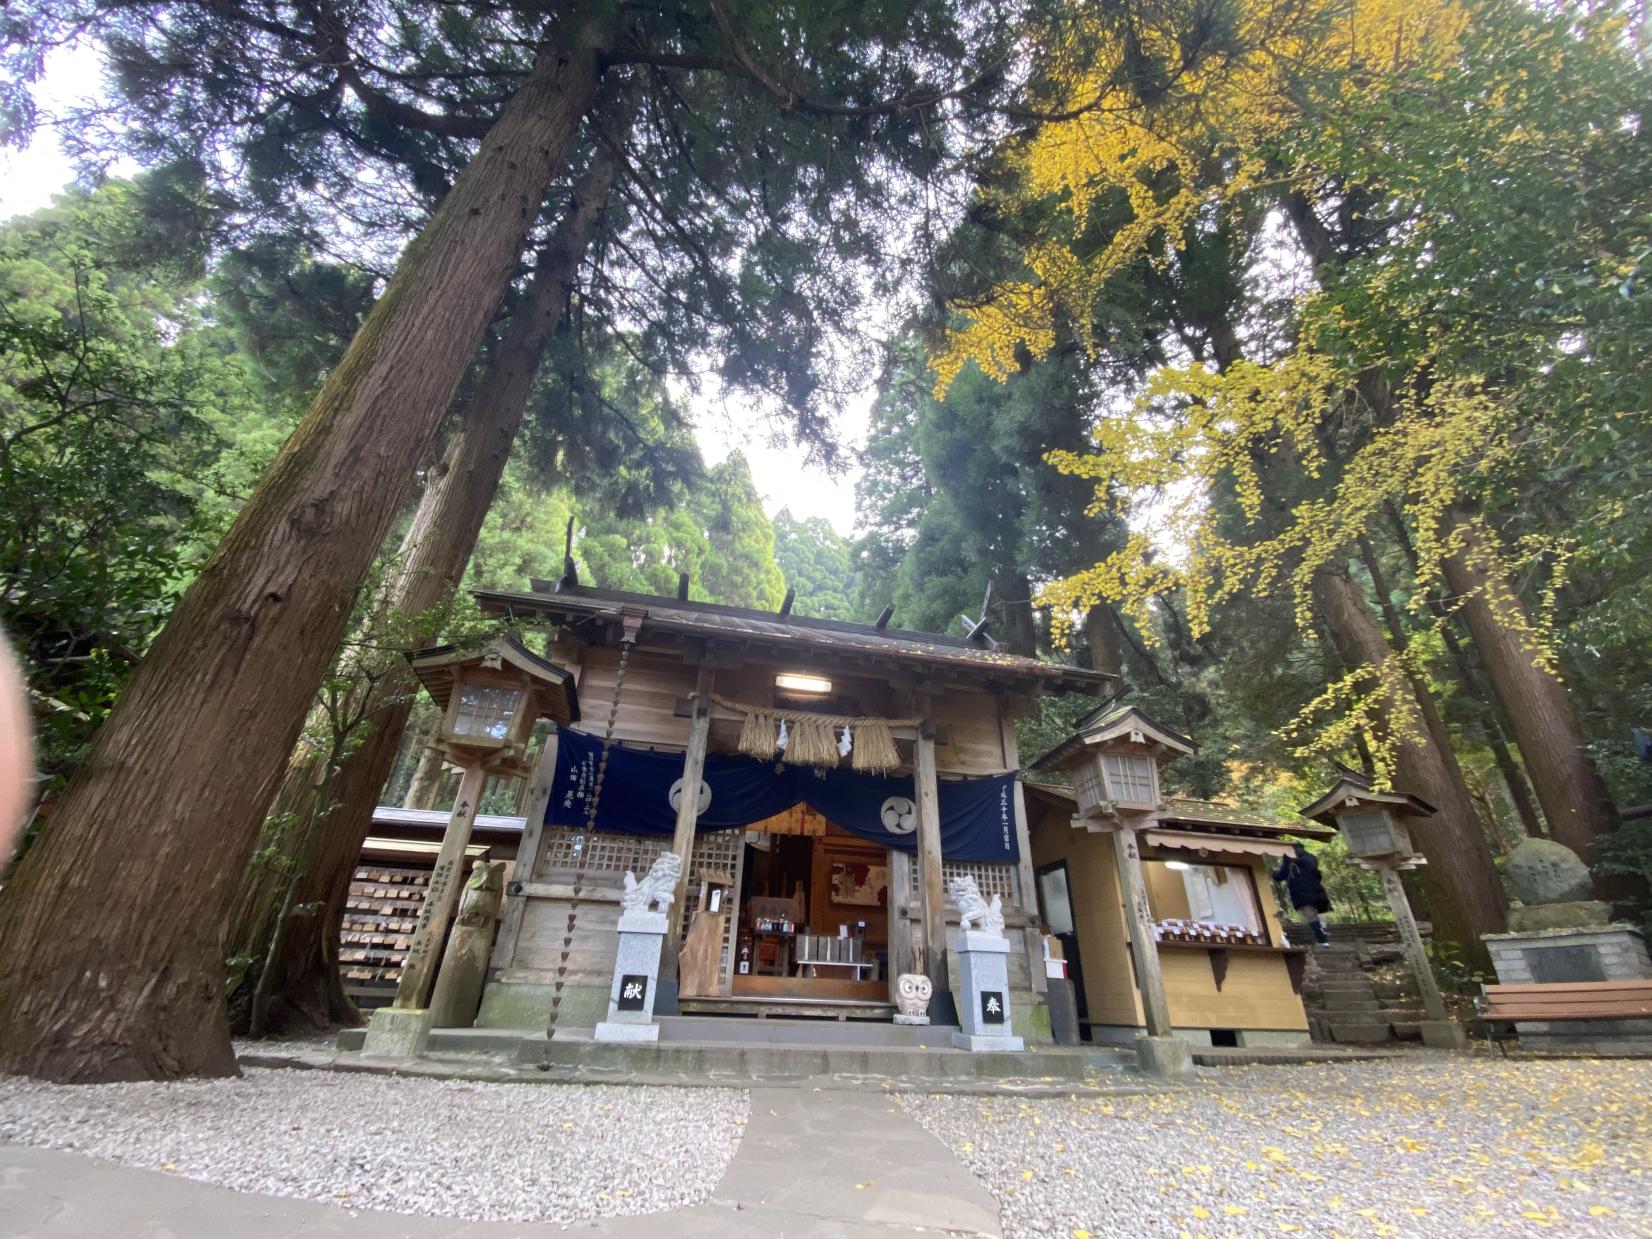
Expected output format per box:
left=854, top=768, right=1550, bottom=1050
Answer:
left=1476, top=980, right=1652, bottom=1054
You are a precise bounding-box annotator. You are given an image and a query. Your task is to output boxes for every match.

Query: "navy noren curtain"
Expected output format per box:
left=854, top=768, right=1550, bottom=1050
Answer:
left=545, top=725, right=1019, bottom=863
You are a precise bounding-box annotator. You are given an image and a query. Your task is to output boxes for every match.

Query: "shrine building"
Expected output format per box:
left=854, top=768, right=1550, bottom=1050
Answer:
left=404, top=578, right=1326, bottom=1051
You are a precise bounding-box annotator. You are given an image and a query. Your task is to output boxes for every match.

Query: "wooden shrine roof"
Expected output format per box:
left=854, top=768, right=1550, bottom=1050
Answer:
left=475, top=584, right=1116, bottom=695
left=1022, top=782, right=1335, bottom=841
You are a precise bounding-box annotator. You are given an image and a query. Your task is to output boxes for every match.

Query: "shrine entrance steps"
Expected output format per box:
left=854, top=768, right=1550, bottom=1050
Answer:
left=675, top=994, right=894, bottom=1023
left=661, top=1013, right=926, bottom=1046
left=521, top=1028, right=1131, bottom=1088
left=321, top=1024, right=1140, bottom=1091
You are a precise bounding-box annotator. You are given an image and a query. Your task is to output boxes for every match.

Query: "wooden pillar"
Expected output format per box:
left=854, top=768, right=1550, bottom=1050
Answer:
left=488, top=730, right=561, bottom=977
left=998, top=709, right=1047, bottom=996
left=1379, top=866, right=1450, bottom=1024
left=394, top=760, right=488, bottom=1010
left=887, top=846, right=915, bottom=999
left=1112, top=821, right=1174, bottom=1037
left=669, top=665, right=715, bottom=921
left=913, top=710, right=949, bottom=999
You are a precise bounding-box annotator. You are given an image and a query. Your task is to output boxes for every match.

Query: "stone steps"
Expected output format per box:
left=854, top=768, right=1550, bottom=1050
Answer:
left=1301, top=947, right=1397, bottom=1046
left=1324, top=1020, right=1392, bottom=1044
left=524, top=1031, right=1135, bottom=1085
left=657, top=1015, right=945, bottom=1048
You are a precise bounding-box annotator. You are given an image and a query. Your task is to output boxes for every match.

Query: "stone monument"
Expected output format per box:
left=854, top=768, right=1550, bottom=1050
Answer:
left=947, top=877, right=1023, bottom=1052
left=594, top=851, right=682, bottom=1043
left=1501, top=838, right=1608, bottom=931
left=894, top=973, right=933, bottom=1025
left=429, top=859, right=505, bottom=1028
left=1484, top=838, right=1651, bottom=1052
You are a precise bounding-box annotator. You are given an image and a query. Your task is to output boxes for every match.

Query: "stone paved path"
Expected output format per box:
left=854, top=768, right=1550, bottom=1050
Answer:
left=0, top=1085, right=1000, bottom=1238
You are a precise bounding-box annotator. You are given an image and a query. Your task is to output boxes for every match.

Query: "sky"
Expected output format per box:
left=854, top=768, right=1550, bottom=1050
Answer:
left=1, top=47, right=874, bottom=535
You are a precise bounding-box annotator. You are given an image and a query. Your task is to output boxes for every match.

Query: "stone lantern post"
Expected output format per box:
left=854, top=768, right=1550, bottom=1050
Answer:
left=1300, top=778, right=1466, bottom=1051
left=361, top=636, right=578, bottom=1058
left=1033, top=705, right=1199, bottom=1081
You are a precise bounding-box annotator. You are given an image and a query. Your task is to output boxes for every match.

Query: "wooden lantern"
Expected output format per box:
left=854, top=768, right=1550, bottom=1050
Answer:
left=1299, top=778, right=1435, bottom=866
left=406, top=636, right=579, bottom=778
left=1033, top=704, right=1196, bottom=821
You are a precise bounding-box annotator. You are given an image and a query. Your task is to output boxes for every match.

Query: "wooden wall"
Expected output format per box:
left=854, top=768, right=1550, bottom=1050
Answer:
left=553, top=637, right=1019, bottom=779
left=1028, top=801, right=1308, bottom=1034
left=1029, top=804, right=1142, bottom=1029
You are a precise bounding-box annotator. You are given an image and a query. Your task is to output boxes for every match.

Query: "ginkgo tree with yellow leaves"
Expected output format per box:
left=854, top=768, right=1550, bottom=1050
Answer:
left=934, top=0, right=1651, bottom=952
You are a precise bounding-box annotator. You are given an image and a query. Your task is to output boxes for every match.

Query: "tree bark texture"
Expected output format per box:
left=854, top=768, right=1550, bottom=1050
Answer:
left=1312, top=563, right=1508, bottom=957
left=1439, top=511, right=1620, bottom=859
left=235, top=94, right=634, bottom=1034
left=1355, top=534, right=1543, bottom=838
left=995, top=572, right=1039, bottom=659
left=0, top=31, right=609, bottom=1081
left=1377, top=513, right=1547, bottom=837
left=405, top=737, right=448, bottom=810
left=1083, top=603, right=1124, bottom=680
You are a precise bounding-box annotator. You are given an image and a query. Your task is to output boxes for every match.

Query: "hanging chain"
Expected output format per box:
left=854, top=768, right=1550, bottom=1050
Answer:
left=545, top=611, right=642, bottom=1041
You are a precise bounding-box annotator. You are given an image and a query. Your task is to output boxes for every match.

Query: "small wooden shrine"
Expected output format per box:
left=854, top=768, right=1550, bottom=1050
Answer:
left=468, top=580, right=1113, bottom=1036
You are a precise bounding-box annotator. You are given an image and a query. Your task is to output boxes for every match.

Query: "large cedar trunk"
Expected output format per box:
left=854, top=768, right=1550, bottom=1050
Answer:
left=242, top=104, right=633, bottom=1033
left=0, top=31, right=608, bottom=1082
left=996, top=572, right=1039, bottom=658
left=1083, top=604, right=1124, bottom=679
left=405, top=739, right=448, bottom=809
left=1312, top=563, right=1508, bottom=957
left=1440, top=511, right=1619, bottom=859
left=1357, top=533, right=1544, bottom=838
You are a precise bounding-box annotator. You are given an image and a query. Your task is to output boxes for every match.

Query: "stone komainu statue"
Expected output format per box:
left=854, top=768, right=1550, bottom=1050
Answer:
left=948, top=875, right=1005, bottom=935
left=621, top=851, right=683, bottom=915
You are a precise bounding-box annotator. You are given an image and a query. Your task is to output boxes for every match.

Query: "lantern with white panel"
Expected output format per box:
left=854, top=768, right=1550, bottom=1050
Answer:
left=361, top=636, right=578, bottom=1059
left=415, top=637, right=579, bottom=775
left=1032, top=705, right=1199, bottom=1080
left=1300, top=778, right=1465, bottom=1051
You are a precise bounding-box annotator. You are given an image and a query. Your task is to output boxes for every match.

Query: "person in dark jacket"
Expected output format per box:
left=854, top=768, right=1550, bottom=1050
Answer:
left=1273, top=844, right=1333, bottom=946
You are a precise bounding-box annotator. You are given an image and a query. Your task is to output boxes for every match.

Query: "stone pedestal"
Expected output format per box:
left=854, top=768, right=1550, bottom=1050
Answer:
left=594, top=909, right=668, bottom=1044
left=1419, top=1019, right=1468, bottom=1050
left=1482, top=924, right=1652, bottom=1052
left=1134, top=1034, right=1196, bottom=1082
left=360, top=1005, right=434, bottom=1058
left=950, top=930, right=1023, bottom=1052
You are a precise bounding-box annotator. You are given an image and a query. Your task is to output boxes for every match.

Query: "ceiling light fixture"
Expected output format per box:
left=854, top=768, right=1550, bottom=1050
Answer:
left=775, top=672, right=833, bottom=695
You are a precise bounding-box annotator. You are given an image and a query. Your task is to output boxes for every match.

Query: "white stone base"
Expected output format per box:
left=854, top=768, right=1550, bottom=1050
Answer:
left=893, top=1013, right=931, bottom=1026
left=953, top=930, right=1018, bottom=1049
left=360, top=1006, right=433, bottom=1058
left=952, top=1031, right=1024, bottom=1052
left=594, top=1020, right=661, bottom=1043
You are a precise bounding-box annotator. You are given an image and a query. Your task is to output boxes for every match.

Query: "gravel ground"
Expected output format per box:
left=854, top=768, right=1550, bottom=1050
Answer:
left=0, top=1068, right=747, bottom=1226
left=901, top=1058, right=1652, bottom=1238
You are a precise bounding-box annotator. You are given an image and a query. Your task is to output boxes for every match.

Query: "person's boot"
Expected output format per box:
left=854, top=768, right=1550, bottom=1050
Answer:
left=1311, top=920, right=1331, bottom=947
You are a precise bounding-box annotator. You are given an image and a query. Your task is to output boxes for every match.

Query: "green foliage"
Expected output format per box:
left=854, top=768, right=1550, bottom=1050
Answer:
left=0, top=176, right=255, bottom=804
left=772, top=510, right=859, bottom=621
